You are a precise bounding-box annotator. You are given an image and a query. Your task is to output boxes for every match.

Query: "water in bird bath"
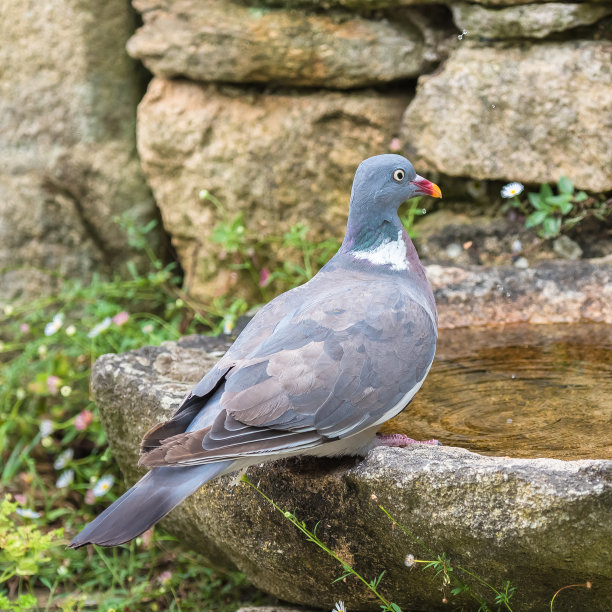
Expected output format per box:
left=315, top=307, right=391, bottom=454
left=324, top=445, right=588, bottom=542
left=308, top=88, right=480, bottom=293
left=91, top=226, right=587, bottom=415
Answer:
left=382, top=323, right=612, bottom=460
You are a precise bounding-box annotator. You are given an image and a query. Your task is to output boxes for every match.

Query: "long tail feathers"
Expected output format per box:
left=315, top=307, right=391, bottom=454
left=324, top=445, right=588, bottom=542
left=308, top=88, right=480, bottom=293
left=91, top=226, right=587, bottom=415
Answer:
left=68, top=461, right=232, bottom=548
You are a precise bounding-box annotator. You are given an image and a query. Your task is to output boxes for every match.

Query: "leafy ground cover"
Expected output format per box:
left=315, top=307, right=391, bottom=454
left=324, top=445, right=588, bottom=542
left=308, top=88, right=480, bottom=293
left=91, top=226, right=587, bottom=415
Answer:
left=0, top=216, right=282, bottom=611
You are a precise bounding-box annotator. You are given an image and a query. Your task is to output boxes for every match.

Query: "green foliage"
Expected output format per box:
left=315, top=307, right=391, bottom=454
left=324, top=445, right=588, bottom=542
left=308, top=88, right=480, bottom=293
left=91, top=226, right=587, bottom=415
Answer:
left=0, top=215, right=269, bottom=610
left=504, top=177, right=609, bottom=239
left=0, top=496, right=63, bottom=610
left=0, top=592, right=37, bottom=612
left=399, top=197, right=428, bottom=239
left=0, top=496, right=63, bottom=582
left=202, top=188, right=340, bottom=307
left=524, top=178, right=587, bottom=238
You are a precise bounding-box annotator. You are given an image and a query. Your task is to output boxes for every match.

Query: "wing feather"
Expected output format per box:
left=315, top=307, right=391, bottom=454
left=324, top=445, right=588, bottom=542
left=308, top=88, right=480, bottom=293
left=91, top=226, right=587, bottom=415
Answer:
left=139, top=271, right=436, bottom=467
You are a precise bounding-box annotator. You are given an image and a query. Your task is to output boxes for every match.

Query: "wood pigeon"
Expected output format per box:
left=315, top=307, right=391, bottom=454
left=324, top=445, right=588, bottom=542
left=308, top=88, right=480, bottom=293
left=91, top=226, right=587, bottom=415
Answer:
left=69, top=154, right=441, bottom=548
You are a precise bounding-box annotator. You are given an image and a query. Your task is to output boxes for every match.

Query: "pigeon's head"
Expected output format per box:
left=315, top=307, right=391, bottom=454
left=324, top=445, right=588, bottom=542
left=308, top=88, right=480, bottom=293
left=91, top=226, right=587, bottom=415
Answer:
left=350, top=154, right=442, bottom=214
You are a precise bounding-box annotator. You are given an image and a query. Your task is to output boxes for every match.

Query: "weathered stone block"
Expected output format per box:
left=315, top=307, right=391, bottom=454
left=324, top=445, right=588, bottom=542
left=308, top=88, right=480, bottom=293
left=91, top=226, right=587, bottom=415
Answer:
left=238, top=0, right=426, bottom=8
left=402, top=40, right=612, bottom=192
left=0, top=0, right=159, bottom=301
left=240, top=0, right=610, bottom=7
left=428, top=259, right=612, bottom=327
left=451, top=2, right=612, bottom=39
left=136, top=78, right=409, bottom=301
left=127, top=0, right=449, bottom=88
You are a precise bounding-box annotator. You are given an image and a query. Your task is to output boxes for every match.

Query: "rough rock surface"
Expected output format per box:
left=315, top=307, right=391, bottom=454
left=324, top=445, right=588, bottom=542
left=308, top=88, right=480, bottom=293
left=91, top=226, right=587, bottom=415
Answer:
left=469, top=0, right=612, bottom=4
left=413, top=209, right=548, bottom=267
left=451, top=2, right=612, bottom=39
left=91, top=331, right=612, bottom=611
left=402, top=40, right=612, bottom=192
left=0, top=0, right=159, bottom=302
left=127, top=0, right=449, bottom=88
left=429, top=259, right=612, bottom=327
left=241, top=0, right=611, bottom=7
left=239, top=0, right=428, bottom=8
left=137, top=78, right=408, bottom=300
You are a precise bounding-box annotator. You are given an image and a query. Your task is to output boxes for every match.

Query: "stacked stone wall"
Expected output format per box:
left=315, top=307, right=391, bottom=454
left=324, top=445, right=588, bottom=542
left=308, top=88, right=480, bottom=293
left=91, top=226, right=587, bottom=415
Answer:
left=2, top=0, right=611, bottom=300
left=127, top=0, right=612, bottom=300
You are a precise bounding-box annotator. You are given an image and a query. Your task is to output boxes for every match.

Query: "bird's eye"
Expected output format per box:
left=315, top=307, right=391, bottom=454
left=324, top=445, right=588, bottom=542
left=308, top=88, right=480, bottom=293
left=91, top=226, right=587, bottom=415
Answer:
left=393, top=169, right=405, bottom=182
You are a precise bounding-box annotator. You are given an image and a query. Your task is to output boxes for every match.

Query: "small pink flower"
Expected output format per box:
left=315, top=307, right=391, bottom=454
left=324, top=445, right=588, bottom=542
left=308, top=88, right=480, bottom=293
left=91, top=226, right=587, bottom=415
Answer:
left=85, top=489, right=96, bottom=504
left=14, top=494, right=27, bottom=505
left=140, top=527, right=154, bottom=548
left=46, top=375, right=61, bottom=395
left=112, top=311, right=129, bottom=326
left=259, top=268, right=270, bottom=287
left=20, top=323, right=30, bottom=333
left=389, top=137, right=402, bottom=152
left=75, top=409, right=94, bottom=431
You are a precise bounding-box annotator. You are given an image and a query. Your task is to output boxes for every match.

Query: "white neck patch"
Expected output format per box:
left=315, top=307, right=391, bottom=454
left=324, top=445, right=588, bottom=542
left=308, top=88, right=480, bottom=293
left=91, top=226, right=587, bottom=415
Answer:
left=353, top=230, right=410, bottom=271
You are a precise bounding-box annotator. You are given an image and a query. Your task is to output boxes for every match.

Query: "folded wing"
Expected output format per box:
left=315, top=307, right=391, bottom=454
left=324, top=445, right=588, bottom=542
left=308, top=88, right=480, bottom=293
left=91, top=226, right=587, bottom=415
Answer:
left=140, top=276, right=436, bottom=467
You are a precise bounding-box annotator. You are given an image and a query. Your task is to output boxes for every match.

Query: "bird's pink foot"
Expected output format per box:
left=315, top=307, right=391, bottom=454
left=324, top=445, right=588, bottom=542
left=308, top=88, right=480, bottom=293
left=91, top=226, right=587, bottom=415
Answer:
left=376, top=433, right=442, bottom=447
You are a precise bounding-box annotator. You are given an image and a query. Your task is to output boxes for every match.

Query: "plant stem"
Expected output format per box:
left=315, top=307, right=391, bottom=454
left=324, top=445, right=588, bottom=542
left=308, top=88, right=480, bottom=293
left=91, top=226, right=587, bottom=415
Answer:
left=378, top=504, right=511, bottom=611
left=550, top=582, right=591, bottom=611
left=241, top=475, right=394, bottom=608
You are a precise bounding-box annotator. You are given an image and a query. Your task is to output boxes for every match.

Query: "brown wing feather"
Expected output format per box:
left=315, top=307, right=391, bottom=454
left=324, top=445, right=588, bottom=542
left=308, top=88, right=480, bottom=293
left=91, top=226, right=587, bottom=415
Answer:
left=139, top=278, right=323, bottom=454
left=139, top=411, right=323, bottom=467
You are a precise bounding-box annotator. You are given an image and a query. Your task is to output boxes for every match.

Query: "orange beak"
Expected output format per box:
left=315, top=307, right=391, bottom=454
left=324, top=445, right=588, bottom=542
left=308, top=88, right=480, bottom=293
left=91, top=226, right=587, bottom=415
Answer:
left=411, top=175, right=442, bottom=199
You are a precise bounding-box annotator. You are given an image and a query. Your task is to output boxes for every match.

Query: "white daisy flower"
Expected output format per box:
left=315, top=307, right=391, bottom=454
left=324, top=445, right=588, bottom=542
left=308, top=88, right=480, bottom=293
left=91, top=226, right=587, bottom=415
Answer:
left=54, top=448, right=74, bottom=470
left=92, top=474, right=115, bottom=497
left=44, top=313, right=65, bottom=336
left=222, top=316, right=235, bottom=335
left=88, top=317, right=112, bottom=338
left=501, top=182, right=524, bottom=198
left=16, top=508, right=41, bottom=519
left=56, top=469, right=75, bottom=488
left=332, top=602, right=346, bottom=612
left=39, top=419, right=53, bottom=437
left=60, top=385, right=72, bottom=397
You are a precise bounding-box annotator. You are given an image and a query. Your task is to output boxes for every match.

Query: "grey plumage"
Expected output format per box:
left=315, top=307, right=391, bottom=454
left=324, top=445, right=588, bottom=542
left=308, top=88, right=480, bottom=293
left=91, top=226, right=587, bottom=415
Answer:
left=69, top=154, right=441, bottom=549
left=70, top=463, right=231, bottom=547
